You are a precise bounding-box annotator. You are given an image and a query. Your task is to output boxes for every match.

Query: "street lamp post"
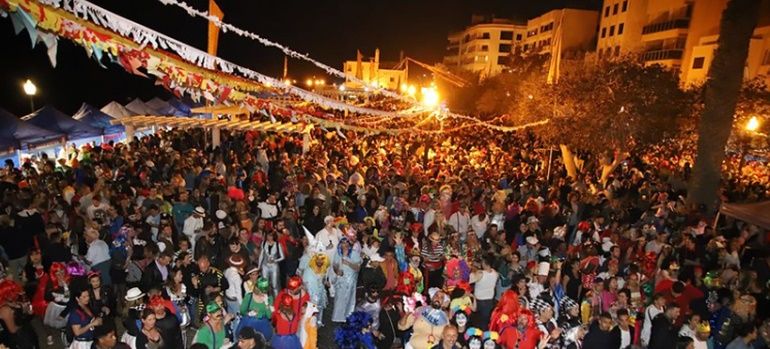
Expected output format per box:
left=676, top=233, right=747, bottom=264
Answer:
left=739, top=116, right=761, bottom=172
left=23, top=79, right=37, bottom=112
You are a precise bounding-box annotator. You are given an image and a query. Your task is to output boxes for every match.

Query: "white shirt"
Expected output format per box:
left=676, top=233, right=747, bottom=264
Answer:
left=86, top=202, right=110, bottom=221
left=422, top=209, right=436, bottom=234
left=447, top=211, right=470, bottom=235
left=470, top=215, right=489, bottom=239
left=315, top=227, right=340, bottom=260
left=470, top=269, right=499, bottom=300
left=257, top=202, right=279, bottom=219
left=620, top=327, right=631, bottom=348
left=224, top=267, right=243, bottom=304
left=86, top=239, right=110, bottom=265
left=183, top=215, right=204, bottom=247
left=641, top=304, right=664, bottom=346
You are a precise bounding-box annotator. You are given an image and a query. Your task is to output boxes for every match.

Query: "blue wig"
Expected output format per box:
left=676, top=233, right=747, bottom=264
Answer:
left=334, top=311, right=375, bottom=349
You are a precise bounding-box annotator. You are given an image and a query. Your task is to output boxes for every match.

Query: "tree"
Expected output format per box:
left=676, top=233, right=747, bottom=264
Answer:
left=526, top=57, right=690, bottom=183
left=687, top=0, right=762, bottom=210
left=475, top=54, right=550, bottom=117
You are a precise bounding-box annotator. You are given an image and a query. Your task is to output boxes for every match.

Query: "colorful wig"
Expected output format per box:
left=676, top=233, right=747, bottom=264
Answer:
left=490, top=290, right=520, bottom=332
left=0, top=279, right=23, bottom=305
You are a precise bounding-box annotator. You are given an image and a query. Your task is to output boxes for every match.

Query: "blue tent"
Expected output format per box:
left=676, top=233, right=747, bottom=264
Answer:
left=146, top=97, right=188, bottom=116
left=22, top=105, right=102, bottom=139
left=167, top=97, right=193, bottom=116
left=72, top=103, right=125, bottom=135
left=0, top=107, right=64, bottom=150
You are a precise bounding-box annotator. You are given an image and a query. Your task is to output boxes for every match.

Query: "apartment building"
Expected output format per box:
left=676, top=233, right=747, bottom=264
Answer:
left=443, top=16, right=527, bottom=78
left=521, top=9, right=599, bottom=57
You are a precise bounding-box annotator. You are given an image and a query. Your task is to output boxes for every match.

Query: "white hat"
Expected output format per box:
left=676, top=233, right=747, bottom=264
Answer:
left=194, top=207, right=206, bottom=216
left=526, top=235, right=539, bottom=245
left=157, top=241, right=167, bottom=253
left=527, top=216, right=540, bottom=224
left=215, top=210, right=227, bottom=220
left=537, top=261, right=551, bottom=276
left=324, top=215, right=335, bottom=224
left=125, top=287, right=145, bottom=301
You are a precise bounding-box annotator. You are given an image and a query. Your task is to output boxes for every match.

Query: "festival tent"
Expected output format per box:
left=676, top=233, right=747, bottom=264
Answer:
left=100, top=101, right=135, bottom=119
left=719, top=201, right=770, bottom=230
left=0, top=107, right=64, bottom=149
left=125, top=98, right=160, bottom=116
left=146, top=97, right=188, bottom=116
left=72, top=103, right=125, bottom=135
left=168, top=98, right=193, bottom=116
left=22, top=105, right=102, bottom=139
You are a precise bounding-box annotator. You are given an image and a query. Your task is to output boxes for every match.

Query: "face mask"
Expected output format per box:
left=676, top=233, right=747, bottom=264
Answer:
left=455, top=314, right=467, bottom=327
left=469, top=339, right=482, bottom=349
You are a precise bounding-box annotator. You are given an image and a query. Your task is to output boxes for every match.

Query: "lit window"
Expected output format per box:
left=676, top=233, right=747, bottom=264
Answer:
left=692, top=57, right=705, bottom=69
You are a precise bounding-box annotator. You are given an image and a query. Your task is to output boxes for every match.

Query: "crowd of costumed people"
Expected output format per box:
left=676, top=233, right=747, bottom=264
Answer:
left=0, top=126, right=768, bottom=349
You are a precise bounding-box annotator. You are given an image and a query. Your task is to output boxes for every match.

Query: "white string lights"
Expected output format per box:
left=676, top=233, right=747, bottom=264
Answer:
left=32, top=0, right=549, bottom=134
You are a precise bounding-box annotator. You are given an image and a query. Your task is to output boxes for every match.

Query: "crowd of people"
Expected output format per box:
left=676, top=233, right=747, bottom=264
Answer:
left=0, top=125, right=767, bottom=349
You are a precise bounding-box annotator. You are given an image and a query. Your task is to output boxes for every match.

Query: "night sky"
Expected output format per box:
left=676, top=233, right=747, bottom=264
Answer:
left=0, top=0, right=598, bottom=116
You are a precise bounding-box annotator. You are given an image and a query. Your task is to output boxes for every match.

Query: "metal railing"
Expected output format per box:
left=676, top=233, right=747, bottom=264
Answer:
left=642, top=18, right=690, bottom=35
left=641, top=49, right=683, bottom=61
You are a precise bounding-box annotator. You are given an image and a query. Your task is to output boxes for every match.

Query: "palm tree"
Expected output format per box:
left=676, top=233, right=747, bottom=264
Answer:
left=688, top=0, right=762, bottom=211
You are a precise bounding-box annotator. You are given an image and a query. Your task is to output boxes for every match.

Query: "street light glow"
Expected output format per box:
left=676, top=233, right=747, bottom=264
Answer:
left=407, top=85, right=417, bottom=97
left=746, top=116, right=760, bottom=132
left=421, top=87, right=440, bottom=108
left=339, top=84, right=346, bottom=91
left=23, top=79, right=37, bottom=96
left=305, top=79, right=314, bottom=87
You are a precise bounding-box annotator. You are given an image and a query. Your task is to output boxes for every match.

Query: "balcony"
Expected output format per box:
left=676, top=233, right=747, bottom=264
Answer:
left=642, top=19, right=690, bottom=35
left=641, top=49, right=683, bottom=62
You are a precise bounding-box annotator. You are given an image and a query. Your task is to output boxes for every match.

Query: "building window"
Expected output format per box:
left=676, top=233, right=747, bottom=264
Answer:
left=500, top=31, right=513, bottom=40
left=692, top=57, right=705, bottom=69
left=613, top=3, right=619, bottom=14
left=481, top=45, right=489, bottom=51
left=499, top=44, right=512, bottom=52
left=516, top=34, right=522, bottom=40
left=390, top=77, right=395, bottom=82
left=618, top=23, right=624, bottom=34
left=605, top=6, right=610, bottom=17
left=482, top=32, right=490, bottom=39
left=523, top=44, right=529, bottom=51
left=601, top=27, right=607, bottom=38
left=609, top=25, right=615, bottom=36
left=762, top=49, right=770, bottom=65
left=614, top=46, right=621, bottom=56
left=497, top=56, right=508, bottom=65
left=622, top=0, right=628, bottom=12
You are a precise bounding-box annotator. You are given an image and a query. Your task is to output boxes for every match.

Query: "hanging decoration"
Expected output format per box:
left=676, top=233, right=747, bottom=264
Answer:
left=1, top=0, right=549, bottom=135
